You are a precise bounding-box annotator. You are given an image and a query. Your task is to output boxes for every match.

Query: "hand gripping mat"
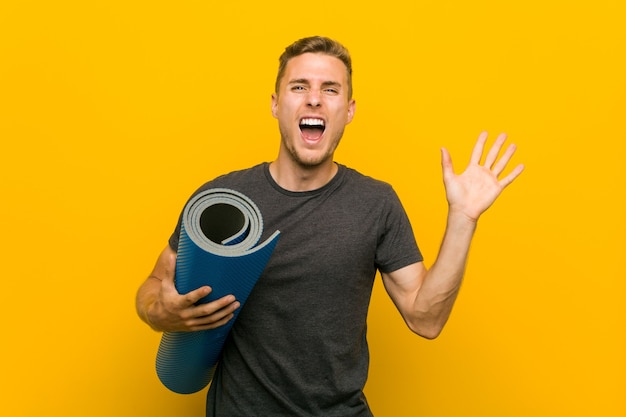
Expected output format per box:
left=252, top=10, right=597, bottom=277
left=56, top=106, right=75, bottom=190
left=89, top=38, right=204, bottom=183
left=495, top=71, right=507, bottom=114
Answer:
left=156, top=188, right=280, bottom=394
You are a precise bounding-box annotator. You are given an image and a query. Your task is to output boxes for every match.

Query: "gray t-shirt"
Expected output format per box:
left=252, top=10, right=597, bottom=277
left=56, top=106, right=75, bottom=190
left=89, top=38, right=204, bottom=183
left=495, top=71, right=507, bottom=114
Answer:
left=169, top=163, right=422, bottom=417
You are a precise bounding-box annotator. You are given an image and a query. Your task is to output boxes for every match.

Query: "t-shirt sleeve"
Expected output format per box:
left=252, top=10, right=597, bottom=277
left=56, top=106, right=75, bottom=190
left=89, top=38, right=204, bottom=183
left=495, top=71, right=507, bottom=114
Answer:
left=374, top=187, right=423, bottom=273
left=168, top=210, right=183, bottom=252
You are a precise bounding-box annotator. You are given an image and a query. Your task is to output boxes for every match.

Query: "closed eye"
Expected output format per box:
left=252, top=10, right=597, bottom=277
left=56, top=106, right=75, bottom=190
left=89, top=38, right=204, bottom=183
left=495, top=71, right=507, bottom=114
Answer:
left=321, top=82, right=341, bottom=95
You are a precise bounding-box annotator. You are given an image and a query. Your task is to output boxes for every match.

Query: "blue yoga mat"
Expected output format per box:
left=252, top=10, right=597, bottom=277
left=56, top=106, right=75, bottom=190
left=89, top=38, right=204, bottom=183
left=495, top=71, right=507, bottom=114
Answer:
left=156, top=188, right=280, bottom=394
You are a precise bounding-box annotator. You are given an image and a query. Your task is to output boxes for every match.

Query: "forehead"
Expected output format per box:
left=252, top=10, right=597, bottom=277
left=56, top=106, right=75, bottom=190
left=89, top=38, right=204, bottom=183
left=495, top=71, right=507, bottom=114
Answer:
left=282, top=52, right=349, bottom=86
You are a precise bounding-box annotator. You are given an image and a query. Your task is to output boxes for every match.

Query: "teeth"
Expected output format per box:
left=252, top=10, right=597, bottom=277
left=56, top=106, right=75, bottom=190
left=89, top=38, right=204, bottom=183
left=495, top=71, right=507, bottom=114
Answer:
left=300, top=118, right=325, bottom=126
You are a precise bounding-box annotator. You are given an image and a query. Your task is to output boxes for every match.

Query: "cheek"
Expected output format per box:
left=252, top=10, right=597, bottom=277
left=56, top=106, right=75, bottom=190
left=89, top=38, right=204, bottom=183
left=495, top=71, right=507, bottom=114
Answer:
left=275, top=100, right=299, bottom=119
left=331, top=107, right=350, bottom=125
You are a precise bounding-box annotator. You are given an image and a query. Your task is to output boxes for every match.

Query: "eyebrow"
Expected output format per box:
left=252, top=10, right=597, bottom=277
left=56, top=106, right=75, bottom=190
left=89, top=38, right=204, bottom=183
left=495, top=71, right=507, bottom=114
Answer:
left=287, top=79, right=343, bottom=90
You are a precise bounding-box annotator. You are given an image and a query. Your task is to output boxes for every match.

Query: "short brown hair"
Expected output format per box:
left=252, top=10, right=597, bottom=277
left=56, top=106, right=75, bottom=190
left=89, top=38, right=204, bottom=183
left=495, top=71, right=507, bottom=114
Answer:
left=275, top=36, right=353, bottom=99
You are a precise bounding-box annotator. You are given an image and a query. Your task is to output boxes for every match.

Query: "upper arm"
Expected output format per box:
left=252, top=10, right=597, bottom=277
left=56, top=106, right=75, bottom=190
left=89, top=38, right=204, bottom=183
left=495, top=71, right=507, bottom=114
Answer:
left=149, top=245, right=177, bottom=281
left=380, top=261, right=427, bottom=322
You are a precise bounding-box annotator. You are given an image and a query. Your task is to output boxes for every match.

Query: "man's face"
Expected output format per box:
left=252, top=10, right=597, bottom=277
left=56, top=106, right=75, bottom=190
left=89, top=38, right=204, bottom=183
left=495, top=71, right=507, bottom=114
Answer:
left=272, top=53, right=355, bottom=169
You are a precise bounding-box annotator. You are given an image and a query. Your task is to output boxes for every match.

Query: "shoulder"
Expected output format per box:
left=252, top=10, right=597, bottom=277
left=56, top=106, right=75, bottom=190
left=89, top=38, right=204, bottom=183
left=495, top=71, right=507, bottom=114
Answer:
left=329, top=165, right=407, bottom=220
left=211, top=163, right=267, bottom=185
left=339, top=164, right=396, bottom=196
left=190, top=163, right=268, bottom=196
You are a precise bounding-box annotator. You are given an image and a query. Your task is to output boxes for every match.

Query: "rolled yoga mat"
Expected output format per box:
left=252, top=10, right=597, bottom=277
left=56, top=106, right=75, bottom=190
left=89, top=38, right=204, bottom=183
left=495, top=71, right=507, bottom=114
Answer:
left=156, top=188, right=280, bottom=394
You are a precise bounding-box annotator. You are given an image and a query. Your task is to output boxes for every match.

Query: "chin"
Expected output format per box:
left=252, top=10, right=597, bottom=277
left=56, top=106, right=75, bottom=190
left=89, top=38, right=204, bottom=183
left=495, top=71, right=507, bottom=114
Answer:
left=291, top=151, right=333, bottom=168
left=281, top=134, right=338, bottom=169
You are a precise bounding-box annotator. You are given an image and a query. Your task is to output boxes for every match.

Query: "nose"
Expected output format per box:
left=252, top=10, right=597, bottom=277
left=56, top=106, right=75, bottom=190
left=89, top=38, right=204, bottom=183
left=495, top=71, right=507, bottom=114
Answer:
left=306, top=89, right=321, bottom=107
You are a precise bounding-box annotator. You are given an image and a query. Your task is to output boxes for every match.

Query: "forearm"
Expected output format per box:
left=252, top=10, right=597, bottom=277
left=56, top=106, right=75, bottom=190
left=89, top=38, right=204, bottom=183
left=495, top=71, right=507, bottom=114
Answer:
left=400, top=132, right=522, bottom=338
left=411, top=210, right=477, bottom=338
left=135, top=276, right=164, bottom=331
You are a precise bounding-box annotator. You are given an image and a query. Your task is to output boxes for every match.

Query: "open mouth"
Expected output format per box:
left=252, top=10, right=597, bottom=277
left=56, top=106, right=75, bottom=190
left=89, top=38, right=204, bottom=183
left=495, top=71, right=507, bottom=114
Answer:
left=299, top=118, right=325, bottom=142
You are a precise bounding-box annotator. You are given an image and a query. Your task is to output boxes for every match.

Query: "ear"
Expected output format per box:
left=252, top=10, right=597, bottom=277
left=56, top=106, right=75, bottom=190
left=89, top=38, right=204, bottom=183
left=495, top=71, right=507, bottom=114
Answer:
left=346, top=99, right=356, bottom=124
left=271, top=93, right=278, bottom=119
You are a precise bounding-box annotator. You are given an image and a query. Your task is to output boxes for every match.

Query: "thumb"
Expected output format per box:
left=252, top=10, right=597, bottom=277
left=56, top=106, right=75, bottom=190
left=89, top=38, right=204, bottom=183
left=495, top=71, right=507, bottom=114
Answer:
left=159, top=249, right=178, bottom=291
left=162, top=249, right=212, bottom=303
left=440, top=147, right=455, bottom=182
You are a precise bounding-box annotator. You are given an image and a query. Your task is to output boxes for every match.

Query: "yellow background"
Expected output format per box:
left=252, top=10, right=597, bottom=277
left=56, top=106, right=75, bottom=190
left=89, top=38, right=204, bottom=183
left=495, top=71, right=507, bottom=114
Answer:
left=1, top=0, right=624, bottom=416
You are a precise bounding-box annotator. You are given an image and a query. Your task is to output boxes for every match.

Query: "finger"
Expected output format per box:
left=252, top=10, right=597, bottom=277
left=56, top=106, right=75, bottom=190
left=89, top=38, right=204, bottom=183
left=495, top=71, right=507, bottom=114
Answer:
left=469, top=131, right=489, bottom=165
left=491, top=143, right=517, bottom=177
left=440, top=147, right=454, bottom=181
left=190, top=297, right=241, bottom=330
left=163, top=254, right=176, bottom=285
left=193, top=294, right=238, bottom=317
left=483, top=132, right=507, bottom=168
left=192, top=312, right=236, bottom=331
left=158, top=246, right=212, bottom=306
left=155, top=248, right=177, bottom=291
left=182, top=285, right=213, bottom=306
left=499, top=163, right=525, bottom=188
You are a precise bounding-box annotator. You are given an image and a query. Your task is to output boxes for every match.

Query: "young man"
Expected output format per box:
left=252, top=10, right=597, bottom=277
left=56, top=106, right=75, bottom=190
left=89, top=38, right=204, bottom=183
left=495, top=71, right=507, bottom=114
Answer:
left=136, top=36, right=524, bottom=416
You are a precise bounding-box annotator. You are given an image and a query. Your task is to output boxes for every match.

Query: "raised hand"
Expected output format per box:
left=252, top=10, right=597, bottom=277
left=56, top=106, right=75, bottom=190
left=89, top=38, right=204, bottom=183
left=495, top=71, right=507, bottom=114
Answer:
left=441, top=132, right=524, bottom=222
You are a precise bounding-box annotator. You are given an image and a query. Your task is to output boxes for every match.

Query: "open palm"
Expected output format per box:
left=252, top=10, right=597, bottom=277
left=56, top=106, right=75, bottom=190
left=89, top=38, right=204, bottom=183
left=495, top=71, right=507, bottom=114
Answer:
left=442, top=132, right=524, bottom=222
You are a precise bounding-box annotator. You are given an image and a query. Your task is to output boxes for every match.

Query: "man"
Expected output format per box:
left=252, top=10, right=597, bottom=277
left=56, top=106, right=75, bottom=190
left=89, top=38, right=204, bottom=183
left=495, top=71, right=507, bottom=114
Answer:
left=136, top=36, right=524, bottom=416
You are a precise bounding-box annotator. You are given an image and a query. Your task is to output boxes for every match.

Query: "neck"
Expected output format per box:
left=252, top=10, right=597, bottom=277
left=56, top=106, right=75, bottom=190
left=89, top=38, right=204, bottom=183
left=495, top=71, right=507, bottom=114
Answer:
left=269, top=158, right=338, bottom=192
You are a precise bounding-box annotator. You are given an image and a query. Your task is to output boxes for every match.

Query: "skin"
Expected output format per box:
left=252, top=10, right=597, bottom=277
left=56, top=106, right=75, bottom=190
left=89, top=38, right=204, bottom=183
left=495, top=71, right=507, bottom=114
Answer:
left=382, top=132, right=523, bottom=338
left=269, top=52, right=355, bottom=191
left=135, top=52, right=524, bottom=339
